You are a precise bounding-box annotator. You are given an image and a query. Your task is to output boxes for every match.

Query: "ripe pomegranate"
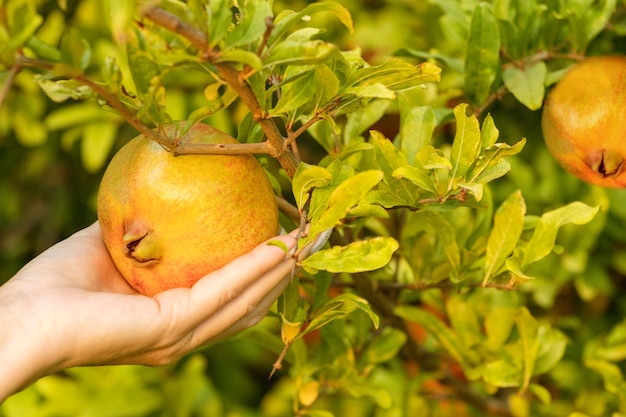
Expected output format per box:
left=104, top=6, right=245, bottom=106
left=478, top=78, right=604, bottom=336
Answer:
left=97, top=123, right=279, bottom=296
left=541, top=55, right=626, bottom=188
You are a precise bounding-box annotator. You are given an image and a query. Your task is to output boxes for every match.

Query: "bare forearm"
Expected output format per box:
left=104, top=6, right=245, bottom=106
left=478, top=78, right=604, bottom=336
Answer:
left=0, top=283, right=58, bottom=403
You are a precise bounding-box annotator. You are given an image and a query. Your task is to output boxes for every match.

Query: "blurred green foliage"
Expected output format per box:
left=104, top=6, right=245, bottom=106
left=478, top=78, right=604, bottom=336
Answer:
left=2, top=0, right=626, bottom=416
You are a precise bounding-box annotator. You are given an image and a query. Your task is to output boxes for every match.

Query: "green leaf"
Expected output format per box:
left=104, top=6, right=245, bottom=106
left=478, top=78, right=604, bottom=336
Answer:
left=300, top=236, right=399, bottom=273
left=534, top=324, right=568, bottom=375
left=395, top=305, right=466, bottom=366
left=468, top=139, right=526, bottom=184
left=415, top=212, right=462, bottom=282
left=398, top=104, right=436, bottom=165
left=480, top=113, right=499, bottom=149
left=292, top=162, right=333, bottom=210
left=106, top=0, right=136, bottom=43
left=60, top=29, right=92, bottom=72
left=44, top=103, right=115, bottom=130
left=208, top=0, right=234, bottom=47
left=360, top=327, right=407, bottom=365
left=483, top=190, right=526, bottom=285
left=507, top=202, right=599, bottom=276
left=306, top=170, right=384, bottom=246
left=515, top=307, right=540, bottom=392
left=269, top=2, right=354, bottom=46
left=446, top=295, right=482, bottom=350
left=502, top=61, right=546, bottom=110
left=225, top=0, right=273, bottom=47
left=392, top=165, right=437, bottom=194
left=343, top=381, right=392, bottom=408
left=483, top=291, right=519, bottom=351
left=304, top=293, right=379, bottom=337
left=36, top=77, right=95, bottom=103
left=342, top=83, right=396, bottom=99
left=81, top=122, right=118, bottom=173
left=449, top=103, right=481, bottom=187
left=584, top=0, right=617, bottom=41
left=529, top=383, right=552, bottom=405
left=464, top=3, right=501, bottom=105
left=584, top=359, right=623, bottom=393
left=270, top=69, right=317, bottom=115
left=264, top=40, right=335, bottom=67
left=371, top=131, right=421, bottom=205
left=216, top=49, right=263, bottom=69
left=3, top=1, right=43, bottom=52
left=483, top=356, right=521, bottom=388
left=345, top=59, right=441, bottom=92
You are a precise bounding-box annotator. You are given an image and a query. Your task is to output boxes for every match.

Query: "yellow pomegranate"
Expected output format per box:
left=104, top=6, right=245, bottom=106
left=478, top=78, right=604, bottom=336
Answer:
left=97, top=123, right=279, bottom=296
left=541, top=55, right=626, bottom=188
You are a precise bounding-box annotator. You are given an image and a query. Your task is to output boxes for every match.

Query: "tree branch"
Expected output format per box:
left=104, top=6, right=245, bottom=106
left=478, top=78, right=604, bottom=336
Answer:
left=141, top=5, right=300, bottom=177
left=0, top=55, right=21, bottom=111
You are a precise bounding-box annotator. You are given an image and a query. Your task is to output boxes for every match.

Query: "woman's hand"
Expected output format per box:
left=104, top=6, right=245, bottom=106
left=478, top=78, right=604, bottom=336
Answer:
left=0, top=221, right=299, bottom=402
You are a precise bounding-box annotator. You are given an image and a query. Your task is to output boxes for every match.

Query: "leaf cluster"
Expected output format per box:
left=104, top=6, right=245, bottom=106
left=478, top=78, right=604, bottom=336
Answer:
left=2, top=1, right=626, bottom=416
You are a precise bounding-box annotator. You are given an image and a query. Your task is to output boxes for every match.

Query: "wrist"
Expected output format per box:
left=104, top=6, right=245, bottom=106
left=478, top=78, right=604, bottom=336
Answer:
left=0, top=281, right=62, bottom=403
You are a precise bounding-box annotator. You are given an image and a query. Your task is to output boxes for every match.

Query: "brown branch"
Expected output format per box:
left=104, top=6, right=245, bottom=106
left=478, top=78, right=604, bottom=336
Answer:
left=76, top=76, right=172, bottom=145
left=0, top=55, right=22, bottom=110
left=141, top=6, right=208, bottom=51
left=141, top=6, right=300, bottom=177
left=276, top=196, right=301, bottom=223
left=284, top=114, right=323, bottom=148
left=171, top=141, right=271, bottom=155
left=212, top=62, right=299, bottom=176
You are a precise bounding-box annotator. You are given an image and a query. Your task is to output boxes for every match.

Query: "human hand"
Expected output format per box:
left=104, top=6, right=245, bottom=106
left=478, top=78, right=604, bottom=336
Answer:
left=0, top=221, right=302, bottom=402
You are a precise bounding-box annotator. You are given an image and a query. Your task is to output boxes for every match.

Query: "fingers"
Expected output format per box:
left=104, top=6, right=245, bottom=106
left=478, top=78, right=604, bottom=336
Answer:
left=193, top=257, right=296, bottom=343
left=151, top=231, right=298, bottom=346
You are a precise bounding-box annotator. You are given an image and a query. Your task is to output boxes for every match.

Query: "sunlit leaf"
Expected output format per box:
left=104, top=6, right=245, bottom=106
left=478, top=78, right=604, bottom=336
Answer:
left=216, top=49, right=263, bottom=69
left=483, top=190, right=526, bottom=285
left=264, top=40, right=335, bottom=67
left=449, top=103, right=481, bottom=186
left=371, top=131, right=420, bottom=205
left=300, top=236, right=399, bottom=273
left=398, top=104, right=436, bottom=165
left=346, top=59, right=441, bottom=92
left=269, top=1, right=354, bottom=46
left=464, top=2, right=500, bottom=105
left=392, top=165, right=437, bottom=194
left=81, top=122, right=118, bottom=173
left=306, top=170, right=384, bottom=245
left=507, top=202, right=599, bottom=277
left=270, top=69, right=317, bottom=115
left=468, top=139, right=526, bottom=184
left=208, top=0, right=234, bottom=47
left=225, top=0, right=273, bottom=47
left=292, top=162, right=333, bottom=210
left=304, top=293, right=379, bottom=336
left=36, top=77, right=95, bottom=103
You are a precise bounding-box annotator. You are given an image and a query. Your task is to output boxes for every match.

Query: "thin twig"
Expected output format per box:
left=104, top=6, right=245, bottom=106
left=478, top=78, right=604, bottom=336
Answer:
left=284, top=114, right=323, bottom=148
left=141, top=6, right=301, bottom=177
left=0, top=56, right=21, bottom=110
left=171, top=141, right=271, bottom=155
left=142, top=6, right=208, bottom=52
